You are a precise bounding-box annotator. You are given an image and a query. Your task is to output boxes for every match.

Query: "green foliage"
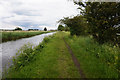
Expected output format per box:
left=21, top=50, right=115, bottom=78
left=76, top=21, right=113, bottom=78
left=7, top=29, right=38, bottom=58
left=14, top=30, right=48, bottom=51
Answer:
left=59, top=1, right=120, bottom=46
left=4, top=32, right=119, bottom=78
left=64, top=26, right=70, bottom=31
left=43, top=36, right=51, bottom=43
left=59, top=16, right=88, bottom=36
left=75, top=2, right=120, bottom=44
left=10, top=35, right=53, bottom=70
left=12, top=43, right=34, bottom=70
left=58, top=25, right=64, bottom=31
left=15, top=27, right=22, bottom=31
left=2, top=31, right=50, bottom=43
left=5, top=32, right=80, bottom=78
left=0, top=32, right=2, bottom=43
left=64, top=32, right=119, bottom=78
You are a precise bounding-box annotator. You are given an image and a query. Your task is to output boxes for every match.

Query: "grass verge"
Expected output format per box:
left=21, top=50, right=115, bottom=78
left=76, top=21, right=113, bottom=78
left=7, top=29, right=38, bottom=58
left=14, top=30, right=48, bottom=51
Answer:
left=4, top=32, right=80, bottom=78
left=3, top=32, right=119, bottom=78
left=64, top=32, right=119, bottom=78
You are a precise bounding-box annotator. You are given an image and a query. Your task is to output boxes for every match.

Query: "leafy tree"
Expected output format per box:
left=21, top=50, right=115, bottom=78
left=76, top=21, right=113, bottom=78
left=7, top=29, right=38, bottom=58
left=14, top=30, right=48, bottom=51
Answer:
left=59, top=15, right=88, bottom=36
left=44, top=27, right=47, bottom=31
left=58, top=25, right=64, bottom=31
left=75, top=2, right=120, bottom=44
left=64, top=26, right=70, bottom=31
left=15, top=27, right=22, bottom=31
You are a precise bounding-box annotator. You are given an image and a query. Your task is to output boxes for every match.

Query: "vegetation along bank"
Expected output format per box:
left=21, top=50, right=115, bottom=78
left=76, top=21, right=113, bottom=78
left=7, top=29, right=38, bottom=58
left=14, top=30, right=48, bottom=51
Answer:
left=1, top=31, right=51, bottom=43
left=4, top=32, right=119, bottom=78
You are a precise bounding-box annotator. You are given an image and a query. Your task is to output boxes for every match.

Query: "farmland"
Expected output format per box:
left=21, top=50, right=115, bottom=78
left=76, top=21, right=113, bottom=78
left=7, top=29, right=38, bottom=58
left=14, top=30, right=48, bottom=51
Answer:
left=1, top=31, right=51, bottom=43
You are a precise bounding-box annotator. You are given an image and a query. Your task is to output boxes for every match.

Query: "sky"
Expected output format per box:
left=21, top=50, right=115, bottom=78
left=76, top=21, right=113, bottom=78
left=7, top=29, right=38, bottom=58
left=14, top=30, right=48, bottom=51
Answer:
left=0, top=0, right=79, bottom=30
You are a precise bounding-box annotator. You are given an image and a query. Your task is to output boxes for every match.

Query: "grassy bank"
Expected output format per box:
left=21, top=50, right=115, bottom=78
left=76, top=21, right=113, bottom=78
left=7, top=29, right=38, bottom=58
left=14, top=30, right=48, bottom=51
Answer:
left=1, top=31, right=51, bottom=43
left=5, top=32, right=80, bottom=78
left=4, top=32, right=119, bottom=78
left=64, top=32, right=119, bottom=78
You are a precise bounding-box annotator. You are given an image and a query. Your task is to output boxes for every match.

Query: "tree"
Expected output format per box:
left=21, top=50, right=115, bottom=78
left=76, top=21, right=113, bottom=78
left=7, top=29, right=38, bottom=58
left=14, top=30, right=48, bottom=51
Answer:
left=44, top=27, right=47, bottom=31
left=15, top=27, right=22, bottom=31
left=64, top=26, right=70, bottom=31
left=59, top=15, right=88, bottom=36
left=75, top=2, right=120, bottom=44
left=58, top=25, right=64, bottom=31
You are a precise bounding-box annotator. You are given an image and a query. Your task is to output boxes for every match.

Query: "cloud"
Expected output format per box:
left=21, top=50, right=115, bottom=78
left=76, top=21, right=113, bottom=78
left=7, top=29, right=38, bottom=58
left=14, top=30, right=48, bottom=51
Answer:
left=0, top=0, right=79, bottom=30
left=0, top=22, right=25, bottom=30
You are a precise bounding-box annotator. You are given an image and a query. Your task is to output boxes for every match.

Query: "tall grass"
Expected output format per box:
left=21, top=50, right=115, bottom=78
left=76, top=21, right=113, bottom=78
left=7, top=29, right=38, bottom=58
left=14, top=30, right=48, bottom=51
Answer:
left=64, top=32, right=119, bottom=78
left=3, top=32, right=119, bottom=78
left=1, top=31, right=50, bottom=43
left=11, top=36, right=51, bottom=70
left=4, top=32, right=80, bottom=78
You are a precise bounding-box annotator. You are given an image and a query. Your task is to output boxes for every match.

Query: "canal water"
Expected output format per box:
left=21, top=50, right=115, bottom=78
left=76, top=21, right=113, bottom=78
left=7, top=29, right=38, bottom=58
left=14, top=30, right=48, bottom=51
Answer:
left=0, top=32, right=56, bottom=77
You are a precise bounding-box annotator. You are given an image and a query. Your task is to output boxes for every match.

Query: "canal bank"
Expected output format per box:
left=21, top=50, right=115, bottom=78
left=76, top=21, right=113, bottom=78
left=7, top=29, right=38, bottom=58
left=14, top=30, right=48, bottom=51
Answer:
left=0, top=32, right=56, bottom=78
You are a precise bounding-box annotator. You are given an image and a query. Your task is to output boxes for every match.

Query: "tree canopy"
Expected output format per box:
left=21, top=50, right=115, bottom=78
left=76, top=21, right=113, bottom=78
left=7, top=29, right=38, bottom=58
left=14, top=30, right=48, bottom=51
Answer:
left=59, top=16, right=88, bottom=36
left=58, top=1, right=120, bottom=45
left=58, top=25, right=64, bottom=31
left=44, top=27, right=47, bottom=31
left=76, top=2, right=120, bottom=43
left=15, top=27, right=22, bottom=31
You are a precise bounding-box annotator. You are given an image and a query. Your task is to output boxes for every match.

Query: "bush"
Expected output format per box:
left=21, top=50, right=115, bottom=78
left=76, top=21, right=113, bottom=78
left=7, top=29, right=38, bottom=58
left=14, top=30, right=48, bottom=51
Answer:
left=58, top=25, right=64, bottom=31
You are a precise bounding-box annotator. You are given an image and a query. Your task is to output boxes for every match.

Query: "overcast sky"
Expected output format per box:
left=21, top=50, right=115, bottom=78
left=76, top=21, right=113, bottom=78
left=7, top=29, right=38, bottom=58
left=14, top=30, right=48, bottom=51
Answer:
left=0, top=0, right=79, bottom=30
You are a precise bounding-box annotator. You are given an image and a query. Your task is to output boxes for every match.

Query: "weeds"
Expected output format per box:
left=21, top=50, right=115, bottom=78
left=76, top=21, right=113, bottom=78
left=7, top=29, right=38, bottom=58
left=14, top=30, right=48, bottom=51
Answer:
left=10, top=35, right=53, bottom=70
left=12, top=43, right=34, bottom=70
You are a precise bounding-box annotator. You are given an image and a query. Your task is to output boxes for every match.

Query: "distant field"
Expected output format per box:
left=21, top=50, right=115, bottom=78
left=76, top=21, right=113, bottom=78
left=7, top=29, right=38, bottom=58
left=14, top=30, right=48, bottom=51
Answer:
left=1, top=31, right=51, bottom=43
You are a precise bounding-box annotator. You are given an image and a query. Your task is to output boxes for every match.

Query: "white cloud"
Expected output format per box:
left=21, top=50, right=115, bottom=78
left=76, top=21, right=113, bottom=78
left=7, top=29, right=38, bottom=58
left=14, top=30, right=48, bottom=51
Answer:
left=0, top=22, right=25, bottom=30
left=0, top=0, right=79, bottom=30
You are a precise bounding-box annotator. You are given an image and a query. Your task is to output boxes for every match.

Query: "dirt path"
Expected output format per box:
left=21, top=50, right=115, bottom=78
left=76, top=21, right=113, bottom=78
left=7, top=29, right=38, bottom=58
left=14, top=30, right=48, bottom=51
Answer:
left=63, top=38, right=86, bottom=79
